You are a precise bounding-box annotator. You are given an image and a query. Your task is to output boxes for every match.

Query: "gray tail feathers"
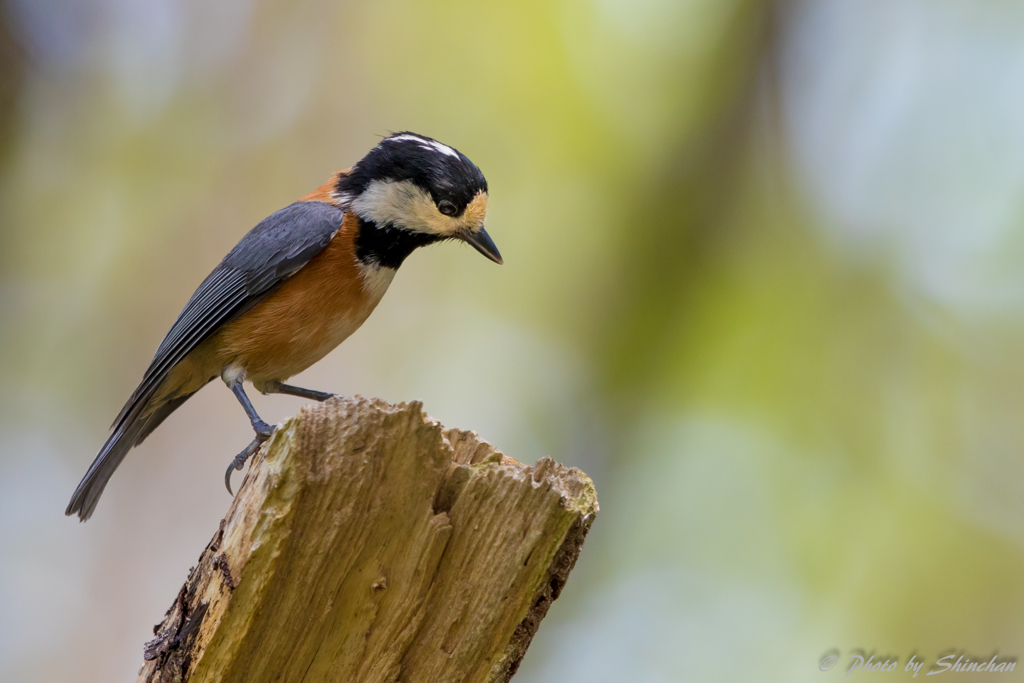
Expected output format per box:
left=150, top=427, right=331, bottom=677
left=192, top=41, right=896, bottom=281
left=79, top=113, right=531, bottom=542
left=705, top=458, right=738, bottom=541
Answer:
left=65, top=389, right=197, bottom=521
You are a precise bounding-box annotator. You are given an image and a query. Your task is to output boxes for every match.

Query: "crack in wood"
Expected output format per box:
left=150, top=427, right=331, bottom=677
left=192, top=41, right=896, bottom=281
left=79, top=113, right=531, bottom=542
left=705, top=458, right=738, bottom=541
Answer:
left=134, top=396, right=598, bottom=683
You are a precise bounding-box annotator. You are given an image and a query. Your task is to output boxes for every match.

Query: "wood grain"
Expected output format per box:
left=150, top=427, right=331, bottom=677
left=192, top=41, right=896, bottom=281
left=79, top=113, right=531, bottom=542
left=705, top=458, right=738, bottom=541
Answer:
left=137, top=395, right=598, bottom=683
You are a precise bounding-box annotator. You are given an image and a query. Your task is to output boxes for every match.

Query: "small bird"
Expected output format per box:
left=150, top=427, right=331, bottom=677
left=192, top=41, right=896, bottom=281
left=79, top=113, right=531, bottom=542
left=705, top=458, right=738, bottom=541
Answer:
left=66, top=132, right=501, bottom=521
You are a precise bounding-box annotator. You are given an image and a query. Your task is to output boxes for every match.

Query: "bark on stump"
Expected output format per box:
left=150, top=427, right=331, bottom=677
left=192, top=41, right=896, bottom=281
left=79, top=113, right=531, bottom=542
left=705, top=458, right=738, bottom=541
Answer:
left=137, top=395, right=598, bottom=683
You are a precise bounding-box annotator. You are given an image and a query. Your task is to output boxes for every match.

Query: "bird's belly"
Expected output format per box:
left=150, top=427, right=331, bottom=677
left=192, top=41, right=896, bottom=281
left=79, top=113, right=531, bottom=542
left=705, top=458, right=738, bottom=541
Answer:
left=224, top=293, right=383, bottom=382
left=214, top=245, right=396, bottom=383
left=268, top=311, right=368, bottom=379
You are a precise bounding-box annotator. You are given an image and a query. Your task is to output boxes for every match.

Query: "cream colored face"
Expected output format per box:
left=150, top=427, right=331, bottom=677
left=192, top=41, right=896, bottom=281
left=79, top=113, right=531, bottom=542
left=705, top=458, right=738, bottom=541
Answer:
left=349, top=179, right=489, bottom=236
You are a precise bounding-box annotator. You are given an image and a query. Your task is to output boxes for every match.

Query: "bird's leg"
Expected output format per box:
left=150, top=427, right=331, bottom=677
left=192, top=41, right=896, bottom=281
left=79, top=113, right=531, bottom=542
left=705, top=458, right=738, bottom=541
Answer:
left=224, top=377, right=276, bottom=495
left=229, top=379, right=276, bottom=437
left=261, top=379, right=336, bottom=402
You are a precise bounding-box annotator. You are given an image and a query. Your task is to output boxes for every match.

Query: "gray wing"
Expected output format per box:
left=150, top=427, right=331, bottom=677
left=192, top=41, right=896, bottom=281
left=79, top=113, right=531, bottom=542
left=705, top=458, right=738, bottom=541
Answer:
left=66, top=200, right=344, bottom=520
left=115, top=200, right=346, bottom=426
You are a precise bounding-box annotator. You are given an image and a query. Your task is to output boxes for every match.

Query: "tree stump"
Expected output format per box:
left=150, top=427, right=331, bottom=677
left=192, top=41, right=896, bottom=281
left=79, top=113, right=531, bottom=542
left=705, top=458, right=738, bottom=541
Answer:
left=137, top=395, right=598, bottom=683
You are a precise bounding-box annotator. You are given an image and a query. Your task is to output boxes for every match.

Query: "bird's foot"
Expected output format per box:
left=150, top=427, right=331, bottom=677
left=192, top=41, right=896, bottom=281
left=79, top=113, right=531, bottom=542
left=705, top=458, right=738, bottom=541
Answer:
left=224, top=428, right=275, bottom=496
left=253, top=419, right=275, bottom=438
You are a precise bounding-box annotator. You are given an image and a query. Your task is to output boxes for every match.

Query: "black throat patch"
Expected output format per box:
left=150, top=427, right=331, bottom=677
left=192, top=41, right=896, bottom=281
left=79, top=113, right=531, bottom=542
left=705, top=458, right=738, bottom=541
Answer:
left=354, top=216, right=442, bottom=269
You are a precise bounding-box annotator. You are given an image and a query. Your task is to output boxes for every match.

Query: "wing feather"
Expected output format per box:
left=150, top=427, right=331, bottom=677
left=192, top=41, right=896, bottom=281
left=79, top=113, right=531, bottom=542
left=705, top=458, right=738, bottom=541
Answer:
left=112, top=201, right=345, bottom=428
left=72, top=200, right=346, bottom=515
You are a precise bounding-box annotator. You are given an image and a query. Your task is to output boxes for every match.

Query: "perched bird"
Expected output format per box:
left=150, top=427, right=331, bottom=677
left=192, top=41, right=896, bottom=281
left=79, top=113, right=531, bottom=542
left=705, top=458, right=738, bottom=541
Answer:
left=66, top=132, right=501, bottom=521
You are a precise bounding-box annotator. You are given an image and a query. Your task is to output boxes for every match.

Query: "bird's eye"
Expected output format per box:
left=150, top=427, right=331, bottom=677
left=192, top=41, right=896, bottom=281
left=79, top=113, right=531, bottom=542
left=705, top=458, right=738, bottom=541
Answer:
left=438, top=200, right=457, bottom=216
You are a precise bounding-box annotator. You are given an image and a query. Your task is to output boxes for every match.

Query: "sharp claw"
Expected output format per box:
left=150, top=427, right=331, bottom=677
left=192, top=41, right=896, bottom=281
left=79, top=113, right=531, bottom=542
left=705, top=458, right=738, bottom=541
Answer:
left=224, top=430, right=274, bottom=496
left=225, top=460, right=239, bottom=496
left=224, top=448, right=249, bottom=496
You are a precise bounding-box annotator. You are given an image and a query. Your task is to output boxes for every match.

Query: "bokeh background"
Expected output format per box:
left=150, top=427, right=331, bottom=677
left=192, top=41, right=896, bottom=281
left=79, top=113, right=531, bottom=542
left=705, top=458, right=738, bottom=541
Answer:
left=2, top=0, right=1024, bottom=680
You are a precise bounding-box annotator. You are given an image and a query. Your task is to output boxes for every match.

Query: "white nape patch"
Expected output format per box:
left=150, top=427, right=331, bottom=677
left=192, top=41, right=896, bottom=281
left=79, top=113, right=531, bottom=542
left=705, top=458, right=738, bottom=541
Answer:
left=386, top=134, right=460, bottom=159
left=221, top=363, right=246, bottom=386
left=358, top=262, right=397, bottom=302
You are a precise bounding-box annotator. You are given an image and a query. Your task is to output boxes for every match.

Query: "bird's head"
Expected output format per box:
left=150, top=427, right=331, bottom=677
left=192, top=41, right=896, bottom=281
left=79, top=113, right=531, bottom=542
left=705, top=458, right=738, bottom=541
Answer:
left=336, top=132, right=502, bottom=266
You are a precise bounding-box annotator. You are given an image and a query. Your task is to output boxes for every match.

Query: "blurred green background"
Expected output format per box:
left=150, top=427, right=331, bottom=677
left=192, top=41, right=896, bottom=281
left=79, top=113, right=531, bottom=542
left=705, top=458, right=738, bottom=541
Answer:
left=3, top=0, right=1024, bottom=680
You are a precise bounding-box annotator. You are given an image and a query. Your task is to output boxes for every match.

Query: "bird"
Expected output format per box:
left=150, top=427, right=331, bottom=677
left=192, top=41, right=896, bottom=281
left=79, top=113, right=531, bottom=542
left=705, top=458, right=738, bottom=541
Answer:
left=65, top=132, right=501, bottom=521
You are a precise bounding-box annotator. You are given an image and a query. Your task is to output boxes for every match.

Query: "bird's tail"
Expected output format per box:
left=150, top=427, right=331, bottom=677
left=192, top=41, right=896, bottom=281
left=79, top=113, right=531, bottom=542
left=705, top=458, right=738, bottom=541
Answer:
left=65, top=390, right=196, bottom=521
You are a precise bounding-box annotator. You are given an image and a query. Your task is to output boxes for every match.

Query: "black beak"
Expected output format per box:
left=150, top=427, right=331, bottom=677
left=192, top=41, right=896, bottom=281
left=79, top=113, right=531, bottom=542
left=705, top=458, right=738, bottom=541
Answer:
left=460, top=227, right=503, bottom=264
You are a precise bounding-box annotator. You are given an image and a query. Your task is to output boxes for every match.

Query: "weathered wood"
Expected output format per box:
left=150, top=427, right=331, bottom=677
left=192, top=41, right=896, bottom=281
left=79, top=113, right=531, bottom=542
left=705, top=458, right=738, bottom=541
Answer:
left=137, top=395, right=598, bottom=683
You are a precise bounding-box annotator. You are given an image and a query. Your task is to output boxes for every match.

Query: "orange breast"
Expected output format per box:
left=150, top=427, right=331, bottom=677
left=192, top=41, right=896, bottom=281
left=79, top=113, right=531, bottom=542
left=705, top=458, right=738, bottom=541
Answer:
left=211, top=210, right=392, bottom=383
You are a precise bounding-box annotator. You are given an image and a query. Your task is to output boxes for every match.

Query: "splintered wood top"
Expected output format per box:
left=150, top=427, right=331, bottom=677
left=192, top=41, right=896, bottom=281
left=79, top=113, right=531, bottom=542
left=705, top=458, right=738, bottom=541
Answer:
left=137, top=395, right=598, bottom=683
